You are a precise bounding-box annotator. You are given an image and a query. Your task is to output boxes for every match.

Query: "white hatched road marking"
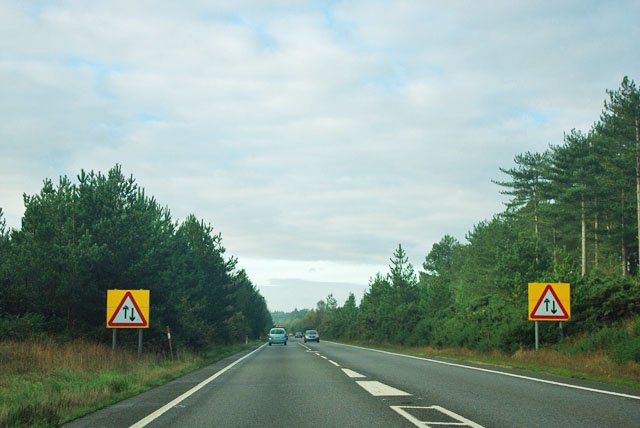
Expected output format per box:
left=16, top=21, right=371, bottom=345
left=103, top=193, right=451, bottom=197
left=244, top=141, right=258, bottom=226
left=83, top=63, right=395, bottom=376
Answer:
left=299, top=340, right=482, bottom=427
left=356, top=380, right=411, bottom=396
left=390, top=405, right=485, bottom=428
left=342, top=368, right=365, bottom=378
left=334, top=342, right=640, bottom=401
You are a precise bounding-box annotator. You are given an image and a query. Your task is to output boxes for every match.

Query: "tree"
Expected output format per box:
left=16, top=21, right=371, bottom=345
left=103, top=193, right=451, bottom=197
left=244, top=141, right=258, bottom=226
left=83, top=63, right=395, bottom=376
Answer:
left=419, top=235, right=461, bottom=318
left=338, top=293, right=358, bottom=339
left=1, top=164, right=271, bottom=349
left=493, top=151, right=552, bottom=238
left=549, top=130, right=601, bottom=275
left=600, top=76, right=640, bottom=272
left=421, top=234, right=461, bottom=277
left=0, top=209, right=10, bottom=316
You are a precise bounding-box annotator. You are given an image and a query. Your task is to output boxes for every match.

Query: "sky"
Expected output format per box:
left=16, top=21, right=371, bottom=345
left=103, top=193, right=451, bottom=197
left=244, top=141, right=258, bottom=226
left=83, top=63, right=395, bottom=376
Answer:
left=1, top=1, right=639, bottom=312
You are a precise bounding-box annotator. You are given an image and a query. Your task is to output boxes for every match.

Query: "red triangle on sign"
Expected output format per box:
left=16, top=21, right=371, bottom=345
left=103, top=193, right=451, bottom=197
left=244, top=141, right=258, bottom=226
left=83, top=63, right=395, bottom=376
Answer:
left=530, top=284, right=569, bottom=320
left=108, top=291, right=148, bottom=326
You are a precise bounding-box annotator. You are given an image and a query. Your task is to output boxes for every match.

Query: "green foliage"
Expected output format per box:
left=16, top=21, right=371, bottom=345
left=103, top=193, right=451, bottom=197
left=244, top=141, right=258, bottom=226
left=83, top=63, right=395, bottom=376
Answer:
left=611, top=319, right=640, bottom=363
left=565, top=319, right=640, bottom=363
left=0, top=313, right=48, bottom=339
left=1, top=165, right=272, bottom=350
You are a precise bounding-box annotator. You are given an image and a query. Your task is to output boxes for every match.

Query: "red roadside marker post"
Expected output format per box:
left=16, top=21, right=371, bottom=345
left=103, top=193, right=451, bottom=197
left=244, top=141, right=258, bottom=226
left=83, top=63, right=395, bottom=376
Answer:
left=166, top=326, right=174, bottom=361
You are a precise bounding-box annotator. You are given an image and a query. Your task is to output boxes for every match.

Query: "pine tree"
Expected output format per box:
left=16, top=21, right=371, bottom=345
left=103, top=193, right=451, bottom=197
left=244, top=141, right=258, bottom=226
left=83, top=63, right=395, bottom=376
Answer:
left=600, top=76, right=640, bottom=272
left=493, top=151, right=552, bottom=238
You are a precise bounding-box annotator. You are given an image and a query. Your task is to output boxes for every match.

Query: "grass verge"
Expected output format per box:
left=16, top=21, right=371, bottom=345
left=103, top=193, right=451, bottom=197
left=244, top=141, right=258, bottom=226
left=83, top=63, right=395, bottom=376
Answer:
left=336, top=340, right=640, bottom=391
left=0, top=340, right=258, bottom=428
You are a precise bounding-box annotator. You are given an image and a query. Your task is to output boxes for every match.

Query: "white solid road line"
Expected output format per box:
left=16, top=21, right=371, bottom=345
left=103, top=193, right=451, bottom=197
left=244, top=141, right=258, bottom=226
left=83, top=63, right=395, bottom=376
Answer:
left=128, top=344, right=267, bottom=428
left=333, top=342, right=640, bottom=401
left=342, top=368, right=365, bottom=378
left=356, top=380, right=411, bottom=396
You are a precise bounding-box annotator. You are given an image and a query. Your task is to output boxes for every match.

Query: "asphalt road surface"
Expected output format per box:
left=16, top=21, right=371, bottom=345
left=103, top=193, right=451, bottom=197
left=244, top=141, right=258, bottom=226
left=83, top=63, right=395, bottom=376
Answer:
left=65, top=339, right=640, bottom=428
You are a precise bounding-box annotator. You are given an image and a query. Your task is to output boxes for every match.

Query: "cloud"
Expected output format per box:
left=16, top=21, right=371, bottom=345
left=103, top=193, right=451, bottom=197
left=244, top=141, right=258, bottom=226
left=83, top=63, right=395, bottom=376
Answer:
left=1, top=0, right=639, bottom=311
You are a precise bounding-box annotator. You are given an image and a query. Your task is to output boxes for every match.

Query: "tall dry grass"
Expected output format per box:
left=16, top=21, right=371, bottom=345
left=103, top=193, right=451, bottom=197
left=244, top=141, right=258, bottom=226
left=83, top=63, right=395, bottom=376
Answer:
left=0, top=340, right=200, bottom=427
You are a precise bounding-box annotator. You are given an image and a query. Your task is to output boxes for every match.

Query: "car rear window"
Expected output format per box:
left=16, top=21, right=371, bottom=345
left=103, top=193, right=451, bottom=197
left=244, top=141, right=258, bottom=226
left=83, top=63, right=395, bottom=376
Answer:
left=271, top=329, right=285, bottom=334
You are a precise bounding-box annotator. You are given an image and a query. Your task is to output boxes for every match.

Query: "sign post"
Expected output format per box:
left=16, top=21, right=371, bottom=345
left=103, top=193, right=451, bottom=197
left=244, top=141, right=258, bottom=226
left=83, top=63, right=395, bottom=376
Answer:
left=166, top=326, right=174, bottom=361
left=528, top=283, right=570, bottom=350
left=107, top=290, right=150, bottom=354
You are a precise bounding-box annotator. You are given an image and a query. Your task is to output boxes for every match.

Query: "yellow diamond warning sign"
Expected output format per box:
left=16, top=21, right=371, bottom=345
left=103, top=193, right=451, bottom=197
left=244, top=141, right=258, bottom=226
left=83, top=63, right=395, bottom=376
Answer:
left=107, top=290, right=149, bottom=328
left=528, top=283, right=570, bottom=321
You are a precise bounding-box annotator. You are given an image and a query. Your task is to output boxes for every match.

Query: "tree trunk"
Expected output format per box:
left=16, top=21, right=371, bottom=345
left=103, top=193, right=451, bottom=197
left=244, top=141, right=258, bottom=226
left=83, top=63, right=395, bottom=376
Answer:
left=622, top=189, right=627, bottom=276
left=553, top=226, right=558, bottom=266
left=534, top=190, right=539, bottom=238
left=582, top=198, right=587, bottom=276
left=622, top=240, right=628, bottom=276
left=636, top=118, right=640, bottom=274
left=594, top=213, right=599, bottom=268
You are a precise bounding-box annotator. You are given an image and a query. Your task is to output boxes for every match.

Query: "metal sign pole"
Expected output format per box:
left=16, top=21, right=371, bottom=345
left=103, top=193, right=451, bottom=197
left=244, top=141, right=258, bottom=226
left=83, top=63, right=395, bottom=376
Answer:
left=112, top=328, right=117, bottom=351
left=535, top=321, right=539, bottom=351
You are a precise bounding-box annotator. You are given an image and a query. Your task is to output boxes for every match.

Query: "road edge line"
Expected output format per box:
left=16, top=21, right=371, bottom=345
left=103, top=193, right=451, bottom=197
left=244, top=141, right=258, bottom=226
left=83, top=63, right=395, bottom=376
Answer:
left=330, top=341, right=640, bottom=401
left=129, top=343, right=267, bottom=428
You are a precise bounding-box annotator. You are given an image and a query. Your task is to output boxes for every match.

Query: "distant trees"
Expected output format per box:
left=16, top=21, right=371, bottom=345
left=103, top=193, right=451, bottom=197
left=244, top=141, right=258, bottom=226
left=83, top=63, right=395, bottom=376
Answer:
left=1, top=165, right=272, bottom=349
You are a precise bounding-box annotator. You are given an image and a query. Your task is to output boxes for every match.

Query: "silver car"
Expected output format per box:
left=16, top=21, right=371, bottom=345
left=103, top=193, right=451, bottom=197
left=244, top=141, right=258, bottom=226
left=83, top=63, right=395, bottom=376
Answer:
left=304, top=330, right=319, bottom=343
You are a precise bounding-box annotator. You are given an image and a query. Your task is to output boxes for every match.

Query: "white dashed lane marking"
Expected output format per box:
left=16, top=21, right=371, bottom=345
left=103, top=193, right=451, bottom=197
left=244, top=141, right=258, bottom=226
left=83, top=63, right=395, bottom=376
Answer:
left=297, top=342, right=483, bottom=427
left=341, top=368, right=365, bottom=378
left=355, top=380, right=411, bottom=396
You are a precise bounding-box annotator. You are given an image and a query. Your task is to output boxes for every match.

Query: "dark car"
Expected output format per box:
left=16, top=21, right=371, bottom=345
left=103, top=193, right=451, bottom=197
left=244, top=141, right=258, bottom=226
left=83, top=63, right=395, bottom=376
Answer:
left=295, top=332, right=303, bottom=338
left=304, top=330, right=319, bottom=343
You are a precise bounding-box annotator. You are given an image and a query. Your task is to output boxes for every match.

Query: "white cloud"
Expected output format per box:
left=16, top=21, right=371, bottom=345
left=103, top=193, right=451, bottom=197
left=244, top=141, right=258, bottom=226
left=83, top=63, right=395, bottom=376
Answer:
left=1, top=0, right=639, bottom=311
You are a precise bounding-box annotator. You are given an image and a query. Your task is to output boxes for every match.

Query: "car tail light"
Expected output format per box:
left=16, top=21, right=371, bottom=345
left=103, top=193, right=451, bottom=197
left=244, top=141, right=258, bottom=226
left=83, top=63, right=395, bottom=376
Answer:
left=268, top=334, right=271, bottom=338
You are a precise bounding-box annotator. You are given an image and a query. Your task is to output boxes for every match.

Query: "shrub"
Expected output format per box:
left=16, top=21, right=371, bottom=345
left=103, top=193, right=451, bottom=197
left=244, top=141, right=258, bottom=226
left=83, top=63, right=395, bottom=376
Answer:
left=0, top=313, right=48, bottom=340
left=611, top=319, right=640, bottom=363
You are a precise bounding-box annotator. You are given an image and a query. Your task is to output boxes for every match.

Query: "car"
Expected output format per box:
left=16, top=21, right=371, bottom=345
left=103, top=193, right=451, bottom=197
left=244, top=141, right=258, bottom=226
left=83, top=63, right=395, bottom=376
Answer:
left=268, top=328, right=288, bottom=346
left=304, top=330, right=319, bottom=343
left=295, top=332, right=303, bottom=338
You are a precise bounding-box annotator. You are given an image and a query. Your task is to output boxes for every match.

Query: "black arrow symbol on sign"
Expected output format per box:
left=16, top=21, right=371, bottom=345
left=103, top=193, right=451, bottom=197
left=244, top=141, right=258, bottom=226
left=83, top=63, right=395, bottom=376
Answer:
left=544, top=298, right=550, bottom=311
left=130, top=311, right=136, bottom=321
left=123, top=305, right=129, bottom=319
left=551, top=301, right=557, bottom=314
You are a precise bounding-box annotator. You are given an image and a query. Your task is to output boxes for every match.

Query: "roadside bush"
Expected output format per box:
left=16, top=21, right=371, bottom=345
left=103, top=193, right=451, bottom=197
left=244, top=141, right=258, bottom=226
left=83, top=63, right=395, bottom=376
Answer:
left=572, top=276, right=640, bottom=329
left=566, top=326, right=623, bottom=355
left=611, top=319, right=640, bottom=363
left=0, top=313, right=48, bottom=340
left=564, top=319, right=640, bottom=363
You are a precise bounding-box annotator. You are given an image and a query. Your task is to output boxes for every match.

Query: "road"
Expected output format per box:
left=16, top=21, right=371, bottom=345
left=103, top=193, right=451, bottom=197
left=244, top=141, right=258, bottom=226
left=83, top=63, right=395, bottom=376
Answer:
left=65, top=339, right=640, bottom=427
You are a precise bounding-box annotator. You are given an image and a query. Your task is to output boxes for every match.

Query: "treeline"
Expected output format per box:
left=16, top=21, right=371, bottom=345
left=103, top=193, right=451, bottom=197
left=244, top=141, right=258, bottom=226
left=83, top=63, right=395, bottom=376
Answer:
left=271, top=309, right=310, bottom=332
left=301, top=77, right=640, bottom=361
left=0, top=165, right=272, bottom=350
